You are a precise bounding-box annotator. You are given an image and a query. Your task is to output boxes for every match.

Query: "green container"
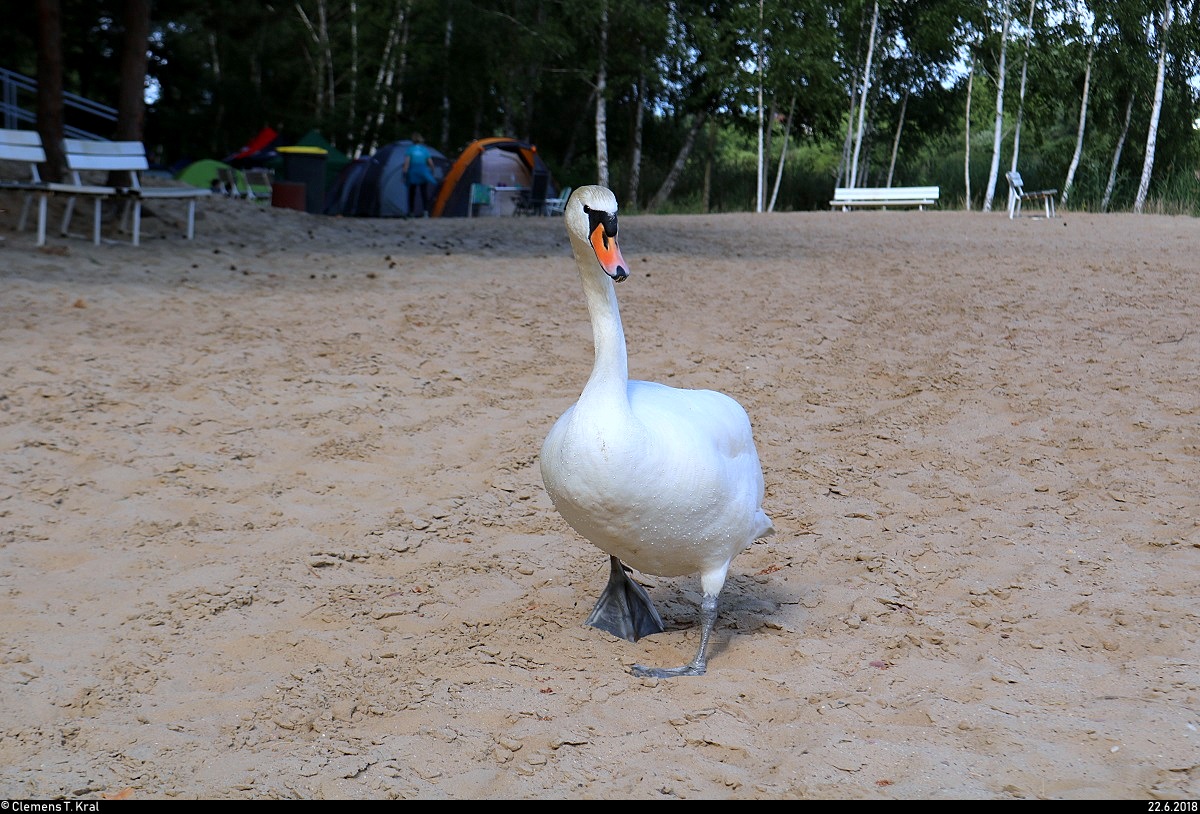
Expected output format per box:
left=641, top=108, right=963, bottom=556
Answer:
left=278, top=146, right=328, bottom=214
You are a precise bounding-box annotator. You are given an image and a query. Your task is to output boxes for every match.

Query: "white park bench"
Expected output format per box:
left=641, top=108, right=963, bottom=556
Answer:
left=62, top=138, right=211, bottom=245
left=0, top=128, right=116, bottom=246
left=1006, top=171, right=1057, bottom=219
left=830, top=185, right=940, bottom=211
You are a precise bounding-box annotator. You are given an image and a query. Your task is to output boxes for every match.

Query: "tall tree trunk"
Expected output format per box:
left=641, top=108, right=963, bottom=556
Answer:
left=763, top=96, right=775, bottom=197
left=964, top=57, right=974, bottom=209
left=1061, top=39, right=1093, bottom=207
left=295, top=0, right=336, bottom=120
left=983, top=0, right=1012, bottom=212
left=1135, top=0, right=1173, bottom=213
left=755, top=0, right=765, bottom=211
left=1101, top=92, right=1134, bottom=211
left=768, top=94, right=796, bottom=212
left=702, top=118, right=715, bottom=213
left=441, top=12, right=453, bottom=148
left=320, top=1, right=335, bottom=118
left=647, top=109, right=708, bottom=213
left=114, top=0, right=150, bottom=143
left=357, top=0, right=405, bottom=155
left=1007, top=0, right=1035, bottom=214
left=392, top=4, right=412, bottom=123
left=886, top=88, right=908, bottom=187
left=594, top=0, right=609, bottom=187
left=35, top=0, right=65, bottom=182
left=836, top=71, right=857, bottom=187
left=349, top=0, right=358, bottom=138
left=850, top=0, right=879, bottom=188
left=626, top=55, right=646, bottom=209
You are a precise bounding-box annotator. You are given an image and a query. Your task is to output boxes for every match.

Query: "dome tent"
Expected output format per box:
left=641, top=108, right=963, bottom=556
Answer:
left=323, top=139, right=451, bottom=217
left=176, top=158, right=232, bottom=191
left=431, top=137, right=558, bottom=218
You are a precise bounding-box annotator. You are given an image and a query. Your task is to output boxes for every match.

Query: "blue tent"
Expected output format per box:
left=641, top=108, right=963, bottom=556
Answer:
left=324, top=140, right=450, bottom=217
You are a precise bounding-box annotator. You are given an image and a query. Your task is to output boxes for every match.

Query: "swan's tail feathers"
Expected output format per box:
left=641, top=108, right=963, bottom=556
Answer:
left=754, top=510, right=775, bottom=541
left=586, top=555, right=666, bottom=643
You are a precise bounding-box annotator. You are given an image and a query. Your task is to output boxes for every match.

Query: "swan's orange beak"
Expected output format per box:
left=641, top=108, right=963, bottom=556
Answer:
left=590, top=222, right=628, bottom=282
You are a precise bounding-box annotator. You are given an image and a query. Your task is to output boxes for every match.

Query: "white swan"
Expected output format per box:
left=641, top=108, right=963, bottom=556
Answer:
left=540, top=185, right=774, bottom=678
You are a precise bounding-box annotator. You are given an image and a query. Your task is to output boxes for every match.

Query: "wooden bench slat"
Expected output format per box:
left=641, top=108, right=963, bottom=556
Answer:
left=0, top=144, right=49, bottom=163
left=831, top=186, right=940, bottom=211
left=65, top=154, right=150, bottom=172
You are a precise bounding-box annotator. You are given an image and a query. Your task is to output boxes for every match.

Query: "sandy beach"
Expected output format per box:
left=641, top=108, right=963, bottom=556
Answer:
left=0, top=189, right=1197, bottom=799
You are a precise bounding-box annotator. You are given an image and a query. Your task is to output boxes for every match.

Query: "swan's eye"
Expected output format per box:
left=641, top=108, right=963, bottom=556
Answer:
left=583, top=204, right=619, bottom=247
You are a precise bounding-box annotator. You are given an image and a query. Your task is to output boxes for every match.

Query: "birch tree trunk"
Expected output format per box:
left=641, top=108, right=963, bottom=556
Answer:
left=647, top=109, right=708, bottom=212
left=1134, top=0, right=1173, bottom=213
left=753, top=0, right=763, bottom=213
left=1061, top=40, right=1093, bottom=207
left=702, top=119, right=715, bottom=213
left=850, top=0, right=880, bottom=188
left=626, top=65, right=646, bottom=208
left=1007, top=0, right=1035, bottom=214
left=886, top=89, right=908, bottom=187
left=1101, top=93, right=1134, bottom=211
left=983, top=0, right=1012, bottom=213
left=357, top=0, right=409, bottom=156
left=440, top=13, right=452, bottom=148
left=964, top=58, right=974, bottom=209
left=595, top=0, right=610, bottom=188
left=295, top=0, right=336, bottom=118
left=349, top=1, right=358, bottom=136
left=768, top=94, right=796, bottom=212
left=837, top=72, right=857, bottom=187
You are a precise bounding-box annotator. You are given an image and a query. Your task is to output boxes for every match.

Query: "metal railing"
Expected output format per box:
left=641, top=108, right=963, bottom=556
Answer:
left=1, top=67, right=117, bottom=140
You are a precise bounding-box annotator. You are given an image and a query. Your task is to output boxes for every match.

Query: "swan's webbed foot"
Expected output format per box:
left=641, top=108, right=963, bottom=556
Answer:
left=631, top=660, right=706, bottom=678
left=629, top=593, right=719, bottom=679
left=586, top=555, right=665, bottom=643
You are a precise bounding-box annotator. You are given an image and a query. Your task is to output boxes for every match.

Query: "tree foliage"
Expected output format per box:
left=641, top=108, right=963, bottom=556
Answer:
left=6, top=0, right=1199, bottom=212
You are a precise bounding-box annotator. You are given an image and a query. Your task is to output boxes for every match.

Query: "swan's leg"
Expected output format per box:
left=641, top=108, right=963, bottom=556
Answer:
left=586, top=555, right=665, bottom=642
left=631, top=593, right=718, bottom=678
left=631, top=561, right=731, bottom=678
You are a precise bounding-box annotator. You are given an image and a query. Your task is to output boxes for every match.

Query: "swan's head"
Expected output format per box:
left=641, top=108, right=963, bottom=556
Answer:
left=565, top=185, right=628, bottom=283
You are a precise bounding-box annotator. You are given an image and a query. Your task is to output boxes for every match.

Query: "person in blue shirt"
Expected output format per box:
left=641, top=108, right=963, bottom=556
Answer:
left=402, top=133, right=437, bottom=217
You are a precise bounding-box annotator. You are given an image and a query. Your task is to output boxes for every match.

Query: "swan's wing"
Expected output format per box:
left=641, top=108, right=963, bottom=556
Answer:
left=628, top=380, right=760, bottom=462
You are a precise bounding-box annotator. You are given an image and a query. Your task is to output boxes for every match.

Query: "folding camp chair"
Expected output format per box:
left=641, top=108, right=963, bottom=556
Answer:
left=544, top=186, right=571, bottom=216
left=468, top=183, right=494, bottom=217
left=513, top=171, right=549, bottom=216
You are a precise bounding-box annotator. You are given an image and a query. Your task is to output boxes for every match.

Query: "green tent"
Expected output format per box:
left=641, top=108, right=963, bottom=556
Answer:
left=177, top=158, right=231, bottom=191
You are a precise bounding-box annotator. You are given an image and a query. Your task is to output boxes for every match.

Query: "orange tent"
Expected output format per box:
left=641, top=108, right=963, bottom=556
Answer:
left=431, top=136, right=558, bottom=217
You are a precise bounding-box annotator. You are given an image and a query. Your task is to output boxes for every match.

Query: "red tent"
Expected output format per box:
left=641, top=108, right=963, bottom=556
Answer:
left=224, top=127, right=280, bottom=166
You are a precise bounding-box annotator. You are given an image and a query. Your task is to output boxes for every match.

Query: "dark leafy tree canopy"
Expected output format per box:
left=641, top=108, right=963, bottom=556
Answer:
left=7, top=0, right=1199, bottom=212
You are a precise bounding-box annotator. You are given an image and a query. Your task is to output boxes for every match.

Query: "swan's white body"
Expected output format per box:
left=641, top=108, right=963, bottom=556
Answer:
left=542, top=381, right=772, bottom=584
left=539, top=185, right=773, bottom=677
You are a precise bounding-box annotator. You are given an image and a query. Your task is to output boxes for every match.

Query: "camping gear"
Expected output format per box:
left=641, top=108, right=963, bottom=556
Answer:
left=431, top=137, right=558, bottom=217
left=323, top=140, right=450, bottom=217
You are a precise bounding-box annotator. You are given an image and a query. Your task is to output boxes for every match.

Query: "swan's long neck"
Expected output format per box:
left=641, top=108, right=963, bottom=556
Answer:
left=574, top=245, right=629, bottom=410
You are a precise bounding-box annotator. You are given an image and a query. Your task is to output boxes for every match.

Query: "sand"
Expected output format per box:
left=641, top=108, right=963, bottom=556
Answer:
left=0, top=189, right=1197, bottom=800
